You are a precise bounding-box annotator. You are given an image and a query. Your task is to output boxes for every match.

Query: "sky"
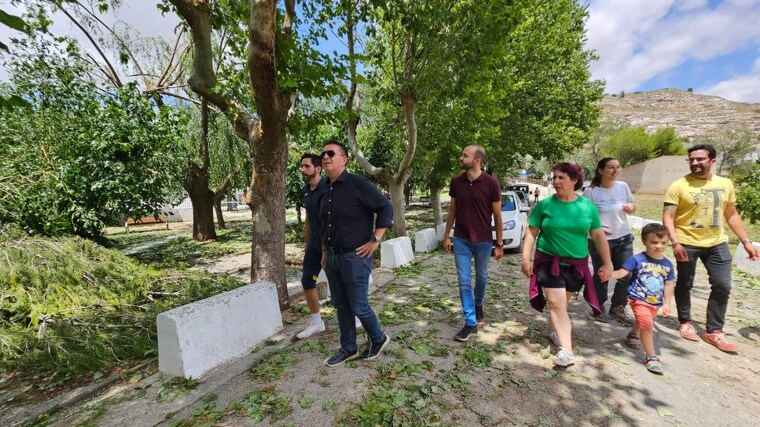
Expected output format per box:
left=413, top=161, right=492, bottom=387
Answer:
left=2, top=0, right=760, bottom=103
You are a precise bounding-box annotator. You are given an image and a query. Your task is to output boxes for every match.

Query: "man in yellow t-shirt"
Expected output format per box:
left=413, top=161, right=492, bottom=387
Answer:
left=663, top=144, right=759, bottom=353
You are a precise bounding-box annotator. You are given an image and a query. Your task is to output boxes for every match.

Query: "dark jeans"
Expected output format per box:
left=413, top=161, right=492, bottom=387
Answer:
left=324, top=250, right=384, bottom=352
left=675, top=242, right=733, bottom=333
left=588, top=234, right=634, bottom=310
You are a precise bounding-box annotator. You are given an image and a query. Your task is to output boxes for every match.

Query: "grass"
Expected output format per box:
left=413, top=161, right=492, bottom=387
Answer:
left=633, top=192, right=760, bottom=242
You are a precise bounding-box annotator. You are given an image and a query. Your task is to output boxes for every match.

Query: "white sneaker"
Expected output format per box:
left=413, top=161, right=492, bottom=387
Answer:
left=548, top=332, right=560, bottom=347
left=296, top=322, right=325, bottom=340
left=355, top=316, right=364, bottom=331
left=553, top=348, right=575, bottom=367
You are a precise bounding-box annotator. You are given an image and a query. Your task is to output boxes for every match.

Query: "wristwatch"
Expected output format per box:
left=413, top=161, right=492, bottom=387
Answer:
left=370, top=235, right=379, bottom=243
left=741, top=239, right=753, bottom=244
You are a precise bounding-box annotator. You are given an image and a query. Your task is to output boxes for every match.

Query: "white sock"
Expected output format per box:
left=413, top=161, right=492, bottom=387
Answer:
left=311, top=313, right=323, bottom=325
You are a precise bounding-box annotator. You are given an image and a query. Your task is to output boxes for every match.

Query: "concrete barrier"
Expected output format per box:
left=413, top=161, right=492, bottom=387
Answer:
left=157, top=281, right=283, bottom=379
left=381, top=236, right=414, bottom=268
left=734, top=242, right=760, bottom=275
left=415, top=228, right=438, bottom=252
left=436, top=224, right=446, bottom=242
left=628, top=216, right=644, bottom=230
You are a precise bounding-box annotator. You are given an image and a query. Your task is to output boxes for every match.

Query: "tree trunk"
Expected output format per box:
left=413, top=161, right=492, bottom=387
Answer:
left=214, top=198, right=225, bottom=229
left=249, top=127, right=288, bottom=310
left=387, top=175, right=409, bottom=237
left=186, top=181, right=216, bottom=242
left=430, top=185, right=443, bottom=226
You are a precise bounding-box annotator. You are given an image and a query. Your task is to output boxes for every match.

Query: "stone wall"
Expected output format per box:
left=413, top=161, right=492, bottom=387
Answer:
left=619, top=155, right=691, bottom=194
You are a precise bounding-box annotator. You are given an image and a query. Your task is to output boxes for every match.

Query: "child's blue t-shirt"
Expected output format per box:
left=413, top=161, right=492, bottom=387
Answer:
left=623, top=252, right=675, bottom=307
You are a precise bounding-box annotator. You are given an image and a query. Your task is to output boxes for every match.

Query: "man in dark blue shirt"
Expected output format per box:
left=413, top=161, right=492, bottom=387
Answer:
left=296, top=153, right=329, bottom=340
left=319, top=140, right=393, bottom=367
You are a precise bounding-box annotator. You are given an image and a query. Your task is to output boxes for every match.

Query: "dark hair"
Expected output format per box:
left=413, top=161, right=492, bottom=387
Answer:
left=590, top=157, right=616, bottom=188
left=300, top=153, right=321, bottom=167
left=552, top=162, right=585, bottom=191
left=641, top=223, right=667, bottom=240
left=323, top=139, right=349, bottom=157
left=688, top=144, right=716, bottom=160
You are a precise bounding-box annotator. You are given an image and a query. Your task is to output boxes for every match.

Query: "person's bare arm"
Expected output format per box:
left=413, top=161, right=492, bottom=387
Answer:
left=663, top=203, right=688, bottom=262
left=590, top=228, right=613, bottom=280
left=491, top=200, right=503, bottom=260
left=521, top=226, right=538, bottom=277
left=442, top=198, right=457, bottom=253
left=724, top=202, right=760, bottom=261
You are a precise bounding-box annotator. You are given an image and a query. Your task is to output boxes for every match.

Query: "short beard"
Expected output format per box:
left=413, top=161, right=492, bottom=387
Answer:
left=302, top=172, right=316, bottom=182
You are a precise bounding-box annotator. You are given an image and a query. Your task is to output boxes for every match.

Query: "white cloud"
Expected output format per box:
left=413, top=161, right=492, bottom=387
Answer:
left=700, top=57, right=760, bottom=103
left=585, top=0, right=760, bottom=102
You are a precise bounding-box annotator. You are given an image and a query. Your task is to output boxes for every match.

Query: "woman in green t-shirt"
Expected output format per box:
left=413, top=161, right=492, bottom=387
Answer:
left=522, top=162, right=613, bottom=367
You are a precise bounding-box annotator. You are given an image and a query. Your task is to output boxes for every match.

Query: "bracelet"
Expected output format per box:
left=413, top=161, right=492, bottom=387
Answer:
left=671, top=242, right=681, bottom=247
left=741, top=239, right=753, bottom=244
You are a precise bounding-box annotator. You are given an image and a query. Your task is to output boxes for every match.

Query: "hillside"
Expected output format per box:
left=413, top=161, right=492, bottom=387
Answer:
left=601, top=88, right=760, bottom=141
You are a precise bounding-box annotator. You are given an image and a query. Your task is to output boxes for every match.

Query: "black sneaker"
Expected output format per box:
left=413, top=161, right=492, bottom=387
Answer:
left=454, top=325, right=478, bottom=342
left=475, top=306, right=485, bottom=325
left=609, top=305, right=633, bottom=326
left=325, top=348, right=358, bottom=367
left=594, top=311, right=612, bottom=323
left=360, top=334, right=390, bottom=360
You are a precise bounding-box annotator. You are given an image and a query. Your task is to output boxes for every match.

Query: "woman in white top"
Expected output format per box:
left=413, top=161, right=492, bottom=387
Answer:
left=583, top=158, right=636, bottom=324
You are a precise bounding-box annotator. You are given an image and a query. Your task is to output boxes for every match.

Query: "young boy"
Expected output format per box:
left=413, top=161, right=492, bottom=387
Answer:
left=602, top=223, right=675, bottom=374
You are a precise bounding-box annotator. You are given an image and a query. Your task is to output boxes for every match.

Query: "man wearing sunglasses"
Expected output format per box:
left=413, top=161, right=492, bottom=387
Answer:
left=319, top=140, right=393, bottom=367
left=663, top=144, right=759, bottom=353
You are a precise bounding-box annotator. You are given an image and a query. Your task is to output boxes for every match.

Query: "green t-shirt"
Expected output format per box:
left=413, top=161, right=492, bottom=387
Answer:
left=528, top=195, right=602, bottom=258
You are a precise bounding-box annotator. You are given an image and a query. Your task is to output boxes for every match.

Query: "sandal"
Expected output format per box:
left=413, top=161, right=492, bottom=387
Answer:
left=646, top=356, right=664, bottom=375
left=626, top=332, right=642, bottom=350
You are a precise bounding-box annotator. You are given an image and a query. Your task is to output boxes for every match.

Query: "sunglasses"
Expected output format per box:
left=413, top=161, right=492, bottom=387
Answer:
left=321, top=149, right=347, bottom=158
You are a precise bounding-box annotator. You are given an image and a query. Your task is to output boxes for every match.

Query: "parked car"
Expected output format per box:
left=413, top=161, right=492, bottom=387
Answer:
left=449, top=191, right=527, bottom=253
left=498, top=191, right=529, bottom=252
left=512, top=190, right=531, bottom=209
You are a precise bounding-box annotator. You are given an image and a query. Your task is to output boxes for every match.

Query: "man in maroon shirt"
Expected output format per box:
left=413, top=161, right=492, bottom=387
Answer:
left=443, top=145, right=503, bottom=341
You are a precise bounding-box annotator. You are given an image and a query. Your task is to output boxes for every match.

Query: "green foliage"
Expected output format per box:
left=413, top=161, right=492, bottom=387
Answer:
left=734, top=162, right=760, bottom=224
left=652, top=128, right=687, bottom=157
left=0, top=224, right=242, bottom=376
left=698, top=129, right=759, bottom=175
left=602, top=127, right=655, bottom=166
left=230, top=390, right=292, bottom=423
left=0, top=37, right=185, bottom=238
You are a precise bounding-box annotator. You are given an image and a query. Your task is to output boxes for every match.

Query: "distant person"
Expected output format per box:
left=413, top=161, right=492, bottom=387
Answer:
left=663, top=144, right=759, bottom=353
left=443, top=145, right=503, bottom=342
left=583, top=157, right=636, bottom=325
left=533, top=188, right=540, bottom=203
left=295, top=153, right=328, bottom=340
left=601, top=223, right=675, bottom=375
left=522, top=162, right=612, bottom=367
left=319, top=140, right=393, bottom=366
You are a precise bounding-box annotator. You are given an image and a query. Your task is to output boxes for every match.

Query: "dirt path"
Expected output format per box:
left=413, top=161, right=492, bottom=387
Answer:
left=13, top=243, right=760, bottom=427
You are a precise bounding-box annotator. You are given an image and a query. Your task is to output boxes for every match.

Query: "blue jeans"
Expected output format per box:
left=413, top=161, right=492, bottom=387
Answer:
left=453, top=236, right=492, bottom=327
left=675, top=242, right=733, bottom=333
left=324, top=250, right=384, bottom=352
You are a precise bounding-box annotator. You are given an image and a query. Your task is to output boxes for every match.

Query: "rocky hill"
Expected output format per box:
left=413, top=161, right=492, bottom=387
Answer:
left=600, top=88, right=760, bottom=142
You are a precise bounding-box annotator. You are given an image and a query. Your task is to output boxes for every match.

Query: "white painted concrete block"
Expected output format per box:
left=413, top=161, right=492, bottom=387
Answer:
left=642, top=219, right=663, bottom=226
left=157, top=281, right=283, bottom=379
left=381, top=236, right=414, bottom=268
left=734, top=242, right=760, bottom=275
left=627, top=216, right=644, bottom=230
left=436, top=224, right=447, bottom=242
left=415, top=228, right=439, bottom=252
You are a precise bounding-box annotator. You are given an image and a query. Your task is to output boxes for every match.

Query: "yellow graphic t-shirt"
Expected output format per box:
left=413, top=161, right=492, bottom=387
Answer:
left=664, top=175, right=735, bottom=247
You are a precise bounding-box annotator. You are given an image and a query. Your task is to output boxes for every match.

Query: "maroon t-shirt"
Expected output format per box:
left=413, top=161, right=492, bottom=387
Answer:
left=449, top=172, right=501, bottom=243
